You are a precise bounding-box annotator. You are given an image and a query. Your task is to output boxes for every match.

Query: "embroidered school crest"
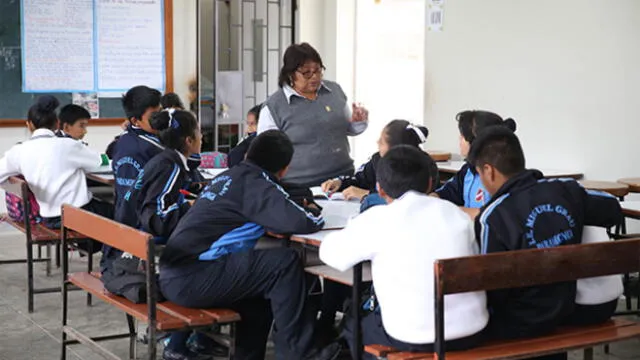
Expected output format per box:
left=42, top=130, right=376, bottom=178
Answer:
left=475, top=188, right=485, bottom=203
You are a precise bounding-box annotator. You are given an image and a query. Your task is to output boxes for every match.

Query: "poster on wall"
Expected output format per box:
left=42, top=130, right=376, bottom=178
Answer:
left=72, top=92, right=100, bottom=119
left=21, top=0, right=165, bottom=93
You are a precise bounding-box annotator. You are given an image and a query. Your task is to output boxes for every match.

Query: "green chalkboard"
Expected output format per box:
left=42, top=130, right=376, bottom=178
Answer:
left=0, top=0, right=123, bottom=119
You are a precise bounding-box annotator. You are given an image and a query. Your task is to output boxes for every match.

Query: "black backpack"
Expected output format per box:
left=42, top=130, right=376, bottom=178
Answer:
left=101, top=253, right=165, bottom=304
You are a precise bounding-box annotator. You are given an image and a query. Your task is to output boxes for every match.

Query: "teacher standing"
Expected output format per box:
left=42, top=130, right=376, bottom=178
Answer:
left=258, top=43, right=369, bottom=187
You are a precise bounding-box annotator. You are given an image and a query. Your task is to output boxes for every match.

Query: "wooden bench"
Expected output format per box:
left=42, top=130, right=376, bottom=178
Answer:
left=0, top=176, right=87, bottom=313
left=60, top=204, right=241, bottom=360
left=365, top=238, right=640, bottom=359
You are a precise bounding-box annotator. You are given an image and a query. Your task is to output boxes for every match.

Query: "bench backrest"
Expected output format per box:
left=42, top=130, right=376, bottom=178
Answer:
left=0, top=176, right=27, bottom=198
left=61, top=204, right=153, bottom=261
left=433, top=238, right=640, bottom=359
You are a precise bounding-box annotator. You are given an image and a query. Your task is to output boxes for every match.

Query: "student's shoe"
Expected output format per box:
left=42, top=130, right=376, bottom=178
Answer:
left=162, top=348, right=213, bottom=360
left=304, top=341, right=342, bottom=360
left=188, top=338, right=228, bottom=357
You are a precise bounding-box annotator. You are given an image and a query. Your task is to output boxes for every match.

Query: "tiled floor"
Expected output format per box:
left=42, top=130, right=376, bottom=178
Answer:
left=0, top=222, right=639, bottom=359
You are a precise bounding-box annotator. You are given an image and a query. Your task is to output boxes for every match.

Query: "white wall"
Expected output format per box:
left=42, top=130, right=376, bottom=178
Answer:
left=424, top=0, right=640, bottom=182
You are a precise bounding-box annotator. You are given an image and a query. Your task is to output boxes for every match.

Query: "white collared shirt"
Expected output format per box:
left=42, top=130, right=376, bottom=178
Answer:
left=257, top=83, right=368, bottom=135
left=320, top=191, right=489, bottom=344
left=0, top=129, right=103, bottom=217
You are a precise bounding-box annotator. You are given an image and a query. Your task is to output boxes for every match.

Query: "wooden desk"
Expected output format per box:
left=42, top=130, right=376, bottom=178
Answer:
left=618, top=178, right=640, bottom=193
left=436, top=161, right=583, bottom=179
left=426, top=150, right=451, bottom=162
left=86, top=168, right=227, bottom=187
left=579, top=180, right=629, bottom=198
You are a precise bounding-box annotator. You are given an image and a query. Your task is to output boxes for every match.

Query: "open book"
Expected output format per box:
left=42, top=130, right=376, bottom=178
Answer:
left=310, top=186, right=346, bottom=201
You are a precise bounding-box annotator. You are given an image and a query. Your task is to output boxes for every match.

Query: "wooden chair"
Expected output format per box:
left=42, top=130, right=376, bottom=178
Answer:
left=60, top=204, right=241, bottom=360
left=365, top=238, right=640, bottom=360
left=0, top=176, right=86, bottom=313
left=617, top=178, right=640, bottom=194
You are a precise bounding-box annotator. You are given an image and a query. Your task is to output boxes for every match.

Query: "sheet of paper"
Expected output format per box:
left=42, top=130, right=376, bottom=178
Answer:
left=22, top=0, right=94, bottom=92
left=72, top=92, right=99, bottom=118
left=427, top=5, right=444, bottom=32
left=96, top=0, right=165, bottom=92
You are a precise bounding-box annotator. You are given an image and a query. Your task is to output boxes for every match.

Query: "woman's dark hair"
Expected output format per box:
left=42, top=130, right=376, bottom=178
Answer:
left=383, top=120, right=429, bottom=148
left=28, top=95, right=60, bottom=130
left=246, top=130, right=294, bottom=173
left=278, top=43, right=324, bottom=88
left=161, top=92, right=185, bottom=110
left=457, top=110, right=517, bottom=144
left=149, top=109, right=198, bottom=153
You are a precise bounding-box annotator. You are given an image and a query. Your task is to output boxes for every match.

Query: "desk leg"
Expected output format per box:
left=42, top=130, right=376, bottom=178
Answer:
left=352, top=263, right=363, bottom=360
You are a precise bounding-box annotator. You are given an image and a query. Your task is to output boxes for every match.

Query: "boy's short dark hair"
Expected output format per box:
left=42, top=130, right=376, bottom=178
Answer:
left=246, top=130, right=294, bottom=173
left=161, top=92, right=185, bottom=110
left=376, top=145, right=437, bottom=199
left=248, top=104, right=262, bottom=122
left=59, top=104, right=91, bottom=126
left=467, top=125, right=526, bottom=177
left=122, top=85, right=161, bottom=120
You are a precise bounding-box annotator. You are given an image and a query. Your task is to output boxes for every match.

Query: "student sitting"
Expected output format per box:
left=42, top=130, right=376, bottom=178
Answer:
left=57, top=104, right=90, bottom=142
left=468, top=126, right=621, bottom=359
left=161, top=92, right=186, bottom=110
left=567, top=226, right=622, bottom=326
left=105, top=120, right=129, bottom=160
left=0, top=96, right=112, bottom=232
left=321, top=120, right=431, bottom=201
left=104, top=109, right=215, bottom=360
left=111, top=86, right=203, bottom=207
left=159, top=131, right=339, bottom=360
left=320, top=145, right=488, bottom=359
left=433, top=110, right=516, bottom=219
left=228, top=104, right=261, bottom=167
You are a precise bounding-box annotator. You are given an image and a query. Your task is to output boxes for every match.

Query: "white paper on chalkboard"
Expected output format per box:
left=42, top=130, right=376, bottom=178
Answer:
left=20, top=0, right=165, bottom=93
left=96, top=0, right=165, bottom=92
left=22, top=0, right=95, bottom=92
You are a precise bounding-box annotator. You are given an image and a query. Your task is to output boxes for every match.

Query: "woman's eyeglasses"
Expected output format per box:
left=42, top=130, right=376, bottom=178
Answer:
left=296, top=67, right=325, bottom=79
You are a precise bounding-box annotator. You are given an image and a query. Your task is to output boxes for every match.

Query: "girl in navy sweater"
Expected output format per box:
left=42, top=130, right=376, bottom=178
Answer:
left=434, top=110, right=516, bottom=219
left=321, top=119, right=431, bottom=201
left=109, top=109, right=217, bottom=360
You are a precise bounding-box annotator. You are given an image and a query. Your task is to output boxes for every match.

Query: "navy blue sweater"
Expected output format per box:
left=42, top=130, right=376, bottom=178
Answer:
left=476, top=169, right=622, bottom=339
left=110, top=126, right=203, bottom=206
left=160, top=161, right=324, bottom=274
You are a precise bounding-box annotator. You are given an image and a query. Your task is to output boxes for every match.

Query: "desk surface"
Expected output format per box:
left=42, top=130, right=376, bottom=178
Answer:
left=86, top=167, right=228, bottom=186
left=436, top=161, right=583, bottom=179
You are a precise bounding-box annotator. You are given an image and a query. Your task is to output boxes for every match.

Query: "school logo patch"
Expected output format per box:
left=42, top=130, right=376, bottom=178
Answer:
left=475, top=188, right=484, bottom=203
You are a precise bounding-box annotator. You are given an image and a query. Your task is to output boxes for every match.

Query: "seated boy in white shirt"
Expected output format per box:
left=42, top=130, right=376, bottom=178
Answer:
left=319, top=145, right=488, bottom=358
left=0, top=96, right=112, bottom=252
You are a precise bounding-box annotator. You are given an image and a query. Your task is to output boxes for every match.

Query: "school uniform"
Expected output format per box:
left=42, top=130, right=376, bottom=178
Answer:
left=228, top=132, right=256, bottom=168
left=0, top=129, right=109, bottom=219
left=110, top=125, right=203, bottom=207
left=436, top=162, right=489, bottom=208
left=104, top=148, right=194, bottom=269
left=320, top=191, right=488, bottom=357
left=159, top=161, right=324, bottom=360
left=337, top=152, right=380, bottom=193
left=567, top=226, right=622, bottom=325
left=475, top=170, right=622, bottom=340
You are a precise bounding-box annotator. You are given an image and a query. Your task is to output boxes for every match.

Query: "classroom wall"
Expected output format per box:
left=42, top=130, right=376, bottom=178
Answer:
left=0, top=0, right=197, bottom=158
left=423, top=0, right=640, bottom=182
